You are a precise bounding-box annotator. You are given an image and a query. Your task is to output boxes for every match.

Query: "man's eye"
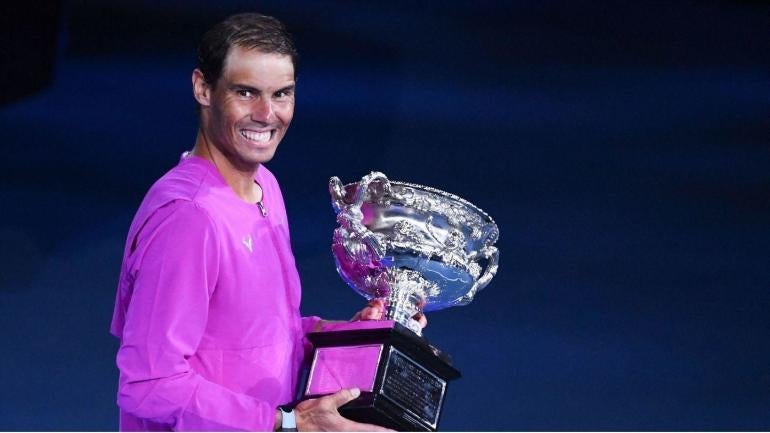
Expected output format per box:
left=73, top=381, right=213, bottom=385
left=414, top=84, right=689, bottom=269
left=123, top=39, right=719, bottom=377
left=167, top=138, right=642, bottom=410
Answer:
left=237, top=89, right=253, bottom=98
left=274, top=90, right=292, bottom=99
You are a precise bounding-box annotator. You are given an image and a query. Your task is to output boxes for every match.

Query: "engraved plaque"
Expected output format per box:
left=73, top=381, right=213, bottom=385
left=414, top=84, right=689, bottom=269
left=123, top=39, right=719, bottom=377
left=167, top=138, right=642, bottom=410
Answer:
left=381, top=347, right=446, bottom=429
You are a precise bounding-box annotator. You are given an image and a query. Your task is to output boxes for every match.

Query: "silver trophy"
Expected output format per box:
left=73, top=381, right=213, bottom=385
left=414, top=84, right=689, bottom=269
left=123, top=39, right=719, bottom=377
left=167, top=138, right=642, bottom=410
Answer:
left=304, top=171, right=499, bottom=431
left=329, top=171, right=499, bottom=333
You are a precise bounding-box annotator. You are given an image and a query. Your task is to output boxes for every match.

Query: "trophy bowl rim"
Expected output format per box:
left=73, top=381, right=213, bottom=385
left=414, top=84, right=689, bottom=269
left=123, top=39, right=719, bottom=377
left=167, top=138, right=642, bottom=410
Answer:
left=340, top=179, right=499, bottom=239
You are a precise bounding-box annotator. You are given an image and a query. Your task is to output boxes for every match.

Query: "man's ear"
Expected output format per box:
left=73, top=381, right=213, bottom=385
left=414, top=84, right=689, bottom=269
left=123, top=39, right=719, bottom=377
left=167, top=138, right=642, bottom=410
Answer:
left=192, top=69, right=211, bottom=107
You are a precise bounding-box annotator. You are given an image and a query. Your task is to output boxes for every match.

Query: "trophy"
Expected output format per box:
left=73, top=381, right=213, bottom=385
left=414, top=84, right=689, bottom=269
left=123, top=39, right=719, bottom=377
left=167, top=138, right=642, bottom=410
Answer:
left=303, top=172, right=499, bottom=431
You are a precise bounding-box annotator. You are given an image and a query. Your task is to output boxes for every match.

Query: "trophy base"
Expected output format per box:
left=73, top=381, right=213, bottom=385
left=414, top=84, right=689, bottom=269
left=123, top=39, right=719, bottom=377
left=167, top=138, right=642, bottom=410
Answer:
left=304, top=321, right=460, bottom=431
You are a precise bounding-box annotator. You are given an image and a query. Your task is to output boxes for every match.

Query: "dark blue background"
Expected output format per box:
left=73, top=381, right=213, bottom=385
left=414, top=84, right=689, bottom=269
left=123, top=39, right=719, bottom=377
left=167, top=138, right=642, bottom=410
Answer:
left=1, top=1, right=769, bottom=430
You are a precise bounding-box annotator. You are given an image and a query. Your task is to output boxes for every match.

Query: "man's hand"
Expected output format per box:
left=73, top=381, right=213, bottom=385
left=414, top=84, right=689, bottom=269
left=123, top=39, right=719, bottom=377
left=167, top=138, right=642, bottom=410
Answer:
left=293, top=388, right=393, bottom=432
left=350, top=299, right=385, bottom=321
left=350, top=299, right=427, bottom=329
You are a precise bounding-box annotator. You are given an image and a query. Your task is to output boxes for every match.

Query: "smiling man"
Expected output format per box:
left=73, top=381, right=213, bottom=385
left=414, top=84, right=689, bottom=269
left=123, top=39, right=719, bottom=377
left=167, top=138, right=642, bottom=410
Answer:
left=109, top=13, right=401, bottom=431
left=192, top=43, right=295, bottom=198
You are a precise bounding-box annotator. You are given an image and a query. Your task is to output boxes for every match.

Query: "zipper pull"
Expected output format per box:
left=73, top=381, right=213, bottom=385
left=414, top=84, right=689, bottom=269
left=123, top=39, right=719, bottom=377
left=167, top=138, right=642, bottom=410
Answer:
left=257, top=200, right=268, bottom=217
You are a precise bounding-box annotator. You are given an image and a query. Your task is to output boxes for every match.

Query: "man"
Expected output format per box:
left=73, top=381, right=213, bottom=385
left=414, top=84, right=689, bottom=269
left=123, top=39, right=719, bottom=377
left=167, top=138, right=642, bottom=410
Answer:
left=110, top=13, right=422, bottom=431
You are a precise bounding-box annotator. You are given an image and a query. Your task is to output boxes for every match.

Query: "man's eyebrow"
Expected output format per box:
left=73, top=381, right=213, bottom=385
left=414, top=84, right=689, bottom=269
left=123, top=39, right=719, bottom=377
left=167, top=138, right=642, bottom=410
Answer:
left=231, top=84, right=260, bottom=92
left=275, top=84, right=296, bottom=94
left=230, top=83, right=295, bottom=94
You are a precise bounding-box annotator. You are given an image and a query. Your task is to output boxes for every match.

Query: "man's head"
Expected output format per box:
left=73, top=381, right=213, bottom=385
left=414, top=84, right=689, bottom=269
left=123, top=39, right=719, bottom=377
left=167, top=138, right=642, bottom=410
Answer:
left=197, top=13, right=298, bottom=87
left=192, top=13, right=297, bottom=170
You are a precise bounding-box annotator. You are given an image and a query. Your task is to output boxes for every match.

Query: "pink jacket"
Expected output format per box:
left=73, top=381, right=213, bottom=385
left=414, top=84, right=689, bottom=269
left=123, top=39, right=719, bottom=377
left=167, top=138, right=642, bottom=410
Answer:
left=111, top=156, right=320, bottom=431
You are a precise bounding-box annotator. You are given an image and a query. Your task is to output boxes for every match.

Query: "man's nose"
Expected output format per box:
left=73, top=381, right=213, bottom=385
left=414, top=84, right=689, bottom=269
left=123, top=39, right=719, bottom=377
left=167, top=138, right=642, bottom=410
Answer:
left=251, top=97, right=275, bottom=123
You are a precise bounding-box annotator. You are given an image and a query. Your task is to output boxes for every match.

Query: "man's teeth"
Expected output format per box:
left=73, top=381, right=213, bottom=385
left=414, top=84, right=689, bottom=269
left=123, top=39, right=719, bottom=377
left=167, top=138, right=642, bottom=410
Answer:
left=240, top=130, right=271, bottom=142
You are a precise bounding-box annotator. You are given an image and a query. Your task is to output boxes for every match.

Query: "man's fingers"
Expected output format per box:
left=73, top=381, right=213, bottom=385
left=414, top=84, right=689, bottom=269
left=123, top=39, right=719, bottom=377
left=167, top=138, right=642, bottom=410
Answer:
left=361, top=306, right=382, bottom=320
left=358, top=300, right=385, bottom=320
left=328, top=387, right=361, bottom=408
left=366, top=299, right=385, bottom=319
left=352, top=299, right=386, bottom=321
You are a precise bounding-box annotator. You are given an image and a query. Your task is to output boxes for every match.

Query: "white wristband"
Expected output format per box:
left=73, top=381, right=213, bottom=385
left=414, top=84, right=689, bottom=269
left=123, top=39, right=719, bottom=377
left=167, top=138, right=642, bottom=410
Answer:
left=279, top=406, right=297, bottom=431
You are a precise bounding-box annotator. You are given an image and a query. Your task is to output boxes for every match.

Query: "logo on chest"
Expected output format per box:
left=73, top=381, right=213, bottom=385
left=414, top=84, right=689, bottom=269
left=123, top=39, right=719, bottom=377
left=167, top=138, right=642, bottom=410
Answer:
left=242, top=234, right=253, bottom=253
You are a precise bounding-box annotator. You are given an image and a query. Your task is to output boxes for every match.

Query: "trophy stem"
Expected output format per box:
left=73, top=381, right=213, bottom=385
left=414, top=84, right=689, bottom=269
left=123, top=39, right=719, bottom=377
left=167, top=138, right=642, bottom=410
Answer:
left=380, top=290, right=423, bottom=336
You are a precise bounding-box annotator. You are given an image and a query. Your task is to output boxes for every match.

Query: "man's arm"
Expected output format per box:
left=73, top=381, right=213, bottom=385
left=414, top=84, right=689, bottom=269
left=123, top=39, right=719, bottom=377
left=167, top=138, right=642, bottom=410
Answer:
left=116, top=202, right=277, bottom=430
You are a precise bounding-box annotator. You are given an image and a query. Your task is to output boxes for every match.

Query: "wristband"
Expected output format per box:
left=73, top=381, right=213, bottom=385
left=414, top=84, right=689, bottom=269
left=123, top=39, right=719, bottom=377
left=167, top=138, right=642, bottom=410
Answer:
left=278, top=405, right=297, bottom=432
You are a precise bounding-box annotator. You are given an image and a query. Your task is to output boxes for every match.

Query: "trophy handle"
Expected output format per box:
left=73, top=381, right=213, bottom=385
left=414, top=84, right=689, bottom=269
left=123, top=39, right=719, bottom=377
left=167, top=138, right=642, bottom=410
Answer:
left=329, top=172, right=392, bottom=262
left=329, top=176, right=347, bottom=213
left=465, top=245, right=498, bottom=302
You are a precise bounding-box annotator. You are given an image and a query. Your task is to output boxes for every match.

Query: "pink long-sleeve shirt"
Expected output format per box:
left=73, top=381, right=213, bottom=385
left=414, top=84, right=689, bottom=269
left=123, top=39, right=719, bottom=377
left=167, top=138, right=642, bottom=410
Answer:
left=110, top=155, right=320, bottom=431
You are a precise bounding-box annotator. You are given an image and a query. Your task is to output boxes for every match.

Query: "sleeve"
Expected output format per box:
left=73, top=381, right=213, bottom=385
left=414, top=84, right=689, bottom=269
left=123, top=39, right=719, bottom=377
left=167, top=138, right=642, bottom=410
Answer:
left=300, top=315, right=322, bottom=361
left=116, top=201, right=276, bottom=431
left=301, top=316, right=322, bottom=335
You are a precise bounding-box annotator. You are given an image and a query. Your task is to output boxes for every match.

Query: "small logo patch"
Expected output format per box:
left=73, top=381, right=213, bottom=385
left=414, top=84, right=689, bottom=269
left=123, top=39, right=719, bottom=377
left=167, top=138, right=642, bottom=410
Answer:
left=242, top=235, right=253, bottom=252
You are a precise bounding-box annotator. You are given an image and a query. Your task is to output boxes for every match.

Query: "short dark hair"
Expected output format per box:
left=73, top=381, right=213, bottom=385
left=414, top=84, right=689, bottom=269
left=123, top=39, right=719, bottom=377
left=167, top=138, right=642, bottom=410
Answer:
left=197, top=13, right=298, bottom=86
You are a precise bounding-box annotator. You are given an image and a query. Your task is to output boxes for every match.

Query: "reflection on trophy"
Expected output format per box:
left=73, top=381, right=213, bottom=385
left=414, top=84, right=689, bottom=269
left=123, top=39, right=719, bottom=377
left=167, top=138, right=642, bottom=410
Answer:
left=303, top=171, right=499, bottom=431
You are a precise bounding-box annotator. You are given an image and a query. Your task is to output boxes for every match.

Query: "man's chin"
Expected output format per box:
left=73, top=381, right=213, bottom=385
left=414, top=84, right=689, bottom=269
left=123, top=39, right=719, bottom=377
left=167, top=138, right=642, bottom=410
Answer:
left=245, top=149, right=277, bottom=166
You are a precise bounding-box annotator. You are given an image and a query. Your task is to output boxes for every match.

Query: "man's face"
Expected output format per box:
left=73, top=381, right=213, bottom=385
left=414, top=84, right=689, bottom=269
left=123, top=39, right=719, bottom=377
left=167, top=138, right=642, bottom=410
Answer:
left=197, top=46, right=295, bottom=170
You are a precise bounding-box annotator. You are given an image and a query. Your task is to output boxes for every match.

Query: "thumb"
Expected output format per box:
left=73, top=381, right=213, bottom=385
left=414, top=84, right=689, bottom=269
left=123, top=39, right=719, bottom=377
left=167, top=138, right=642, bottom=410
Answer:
left=329, top=387, right=361, bottom=408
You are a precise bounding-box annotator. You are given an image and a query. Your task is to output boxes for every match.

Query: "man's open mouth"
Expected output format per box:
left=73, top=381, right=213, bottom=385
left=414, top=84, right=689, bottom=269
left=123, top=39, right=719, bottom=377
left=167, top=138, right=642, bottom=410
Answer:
left=240, top=129, right=273, bottom=143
